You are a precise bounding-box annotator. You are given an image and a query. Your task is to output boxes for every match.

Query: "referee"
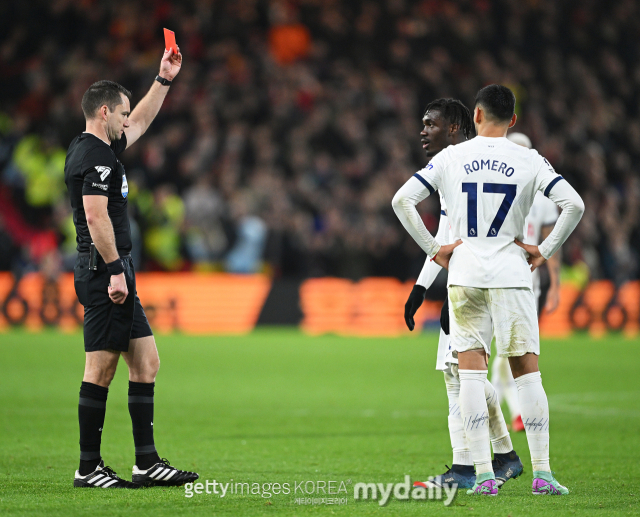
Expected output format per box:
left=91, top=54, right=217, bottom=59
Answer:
left=64, top=46, right=198, bottom=488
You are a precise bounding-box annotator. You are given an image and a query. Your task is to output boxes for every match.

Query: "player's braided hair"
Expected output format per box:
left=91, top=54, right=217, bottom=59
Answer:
left=423, top=98, right=473, bottom=139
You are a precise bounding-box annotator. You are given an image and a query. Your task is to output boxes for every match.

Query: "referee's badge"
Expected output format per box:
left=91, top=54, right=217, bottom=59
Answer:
left=121, top=174, right=129, bottom=198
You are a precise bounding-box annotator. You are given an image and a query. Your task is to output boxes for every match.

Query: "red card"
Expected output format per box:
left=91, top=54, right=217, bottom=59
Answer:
left=163, top=28, right=177, bottom=54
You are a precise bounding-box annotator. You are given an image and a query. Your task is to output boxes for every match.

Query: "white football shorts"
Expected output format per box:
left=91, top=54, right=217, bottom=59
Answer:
left=448, top=285, right=540, bottom=358
left=435, top=329, right=457, bottom=371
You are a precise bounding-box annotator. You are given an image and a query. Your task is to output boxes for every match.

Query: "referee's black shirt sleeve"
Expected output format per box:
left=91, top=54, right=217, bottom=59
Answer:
left=81, top=146, right=114, bottom=197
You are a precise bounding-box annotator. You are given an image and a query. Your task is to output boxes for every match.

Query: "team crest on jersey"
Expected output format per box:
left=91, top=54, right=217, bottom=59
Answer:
left=121, top=174, right=129, bottom=198
left=96, top=166, right=111, bottom=181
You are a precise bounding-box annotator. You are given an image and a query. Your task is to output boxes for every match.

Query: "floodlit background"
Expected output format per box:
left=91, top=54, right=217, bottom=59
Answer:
left=1, top=2, right=640, bottom=516
left=1, top=0, right=639, bottom=279
left=1, top=0, right=639, bottom=335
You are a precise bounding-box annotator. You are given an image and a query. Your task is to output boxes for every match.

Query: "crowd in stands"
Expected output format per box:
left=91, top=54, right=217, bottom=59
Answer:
left=1, top=0, right=638, bottom=284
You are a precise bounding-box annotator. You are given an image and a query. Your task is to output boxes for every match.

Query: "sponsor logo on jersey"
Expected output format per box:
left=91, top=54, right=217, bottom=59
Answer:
left=95, top=166, right=111, bottom=181
left=92, top=182, right=108, bottom=191
left=121, top=174, right=128, bottom=198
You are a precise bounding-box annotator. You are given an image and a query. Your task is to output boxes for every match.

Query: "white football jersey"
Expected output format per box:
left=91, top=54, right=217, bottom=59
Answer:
left=524, top=192, right=559, bottom=297
left=414, top=136, right=564, bottom=288
left=437, top=192, right=450, bottom=242
left=524, top=192, right=559, bottom=247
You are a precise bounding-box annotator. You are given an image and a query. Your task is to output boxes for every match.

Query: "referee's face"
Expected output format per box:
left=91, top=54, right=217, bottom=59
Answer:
left=107, top=93, right=131, bottom=142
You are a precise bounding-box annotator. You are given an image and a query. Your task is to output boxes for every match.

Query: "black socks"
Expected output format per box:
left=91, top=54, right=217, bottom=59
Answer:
left=128, top=381, right=161, bottom=469
left=78, top=382, right=108, bottom=475
left=78, top=380, right=161, bottom=474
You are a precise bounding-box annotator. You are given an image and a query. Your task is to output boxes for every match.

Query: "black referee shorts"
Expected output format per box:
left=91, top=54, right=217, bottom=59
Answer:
left=74, top=253, right=153, bottom=353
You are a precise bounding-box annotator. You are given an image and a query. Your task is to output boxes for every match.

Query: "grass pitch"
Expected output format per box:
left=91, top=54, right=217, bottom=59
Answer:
left=0, top=328, right=639, bottom=516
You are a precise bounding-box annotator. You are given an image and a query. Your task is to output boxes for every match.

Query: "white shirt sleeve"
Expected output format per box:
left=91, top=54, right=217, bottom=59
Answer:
left=416, top=210, right=448, bottom=288
left=540, top=195, right=560, bottom=227
left=392, top=156, right=445, bottom=259
left=535, top=169, right=584, bottom=259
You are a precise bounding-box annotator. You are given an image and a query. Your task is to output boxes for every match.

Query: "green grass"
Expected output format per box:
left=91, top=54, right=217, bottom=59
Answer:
left=0, top=328, right=639, bottom=516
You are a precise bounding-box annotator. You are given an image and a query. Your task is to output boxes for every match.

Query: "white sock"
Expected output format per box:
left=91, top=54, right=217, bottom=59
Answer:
left=484, top=379, right=513, bottom=454
left=491, top=356, right=520, bottom=418
left=515, top=371, right=550, bottom=472
left=459, top=369, right=492, bottom=475
left=502, top=363, right=521, bottom=419
left=444, top=370, right=473, bottom=466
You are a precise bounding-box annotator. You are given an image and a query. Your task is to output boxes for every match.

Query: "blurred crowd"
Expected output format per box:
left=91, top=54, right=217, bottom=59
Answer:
left=0, top=0, right=638, bottom=284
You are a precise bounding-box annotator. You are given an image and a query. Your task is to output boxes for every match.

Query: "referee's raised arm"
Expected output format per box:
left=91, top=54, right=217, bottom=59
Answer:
left=124, top=46, right=183, bottom=149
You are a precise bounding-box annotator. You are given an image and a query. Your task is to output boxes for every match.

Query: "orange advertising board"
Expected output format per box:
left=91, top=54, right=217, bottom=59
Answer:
left=0, top=273, right=638, bottom=338
left=300, top=277, right=443, bottom=337
left=0, top=272, right=271, bottom=334
left=299, top=278, right=640, bottom=338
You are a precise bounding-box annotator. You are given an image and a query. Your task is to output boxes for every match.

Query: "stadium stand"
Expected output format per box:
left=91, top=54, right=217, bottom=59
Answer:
left=0, top=0, right=638, bottom=287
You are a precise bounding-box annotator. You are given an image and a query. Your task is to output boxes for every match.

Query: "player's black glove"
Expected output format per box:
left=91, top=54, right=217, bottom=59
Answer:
left=404, top=285, right=426, bottom=331
left=440, top=296, right=450, bottom=335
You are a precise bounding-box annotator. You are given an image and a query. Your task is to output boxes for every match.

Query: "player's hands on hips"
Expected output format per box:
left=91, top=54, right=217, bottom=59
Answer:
left=109, top=272, right=128, bottom=304
left=514, top=239, right=547, bottom=272
left=405, top=285, right=426, bottom=331
left=545, top=284, right=560, bottom=313
left=433, top=240, right=462, bottom=270
left=159, top=46, right=182, bottom=81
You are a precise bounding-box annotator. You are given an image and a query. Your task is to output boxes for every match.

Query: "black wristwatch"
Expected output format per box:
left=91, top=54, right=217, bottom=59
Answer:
left=155, top=75, right=172, bottom=86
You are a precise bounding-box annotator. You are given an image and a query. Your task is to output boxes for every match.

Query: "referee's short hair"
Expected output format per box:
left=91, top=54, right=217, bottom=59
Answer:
left=81, top=80, right=132, bottom=120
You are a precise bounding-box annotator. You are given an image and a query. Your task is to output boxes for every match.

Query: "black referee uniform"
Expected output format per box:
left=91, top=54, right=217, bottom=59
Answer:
left=64, top=132, right=152, bottom=351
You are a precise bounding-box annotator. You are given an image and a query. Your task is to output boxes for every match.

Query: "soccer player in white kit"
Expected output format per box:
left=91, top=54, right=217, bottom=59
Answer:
left=404, top=99, right=523, bottom=490
left=393, top=85, right=584, bottom=495
left=491, top=132, right=562, bottom=433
